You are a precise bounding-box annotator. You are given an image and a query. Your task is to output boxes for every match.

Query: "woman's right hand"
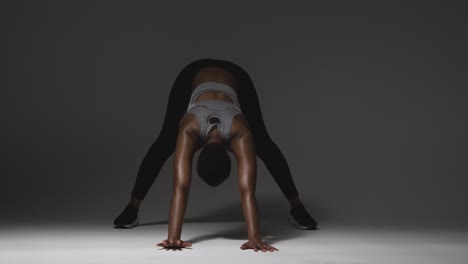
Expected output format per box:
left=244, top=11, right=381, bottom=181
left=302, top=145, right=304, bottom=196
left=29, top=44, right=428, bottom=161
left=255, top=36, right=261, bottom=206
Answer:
left=156, top=238, right=192, bottom=250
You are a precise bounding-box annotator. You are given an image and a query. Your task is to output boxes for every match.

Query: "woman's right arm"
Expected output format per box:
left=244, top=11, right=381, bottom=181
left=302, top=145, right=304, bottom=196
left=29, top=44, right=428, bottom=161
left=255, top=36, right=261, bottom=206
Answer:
left=157, top=115, right=199, bottom=249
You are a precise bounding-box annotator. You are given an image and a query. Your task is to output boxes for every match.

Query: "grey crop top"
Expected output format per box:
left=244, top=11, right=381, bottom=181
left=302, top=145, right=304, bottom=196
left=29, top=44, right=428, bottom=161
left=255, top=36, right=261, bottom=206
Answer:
left=186, top=82, right=242, bottom=146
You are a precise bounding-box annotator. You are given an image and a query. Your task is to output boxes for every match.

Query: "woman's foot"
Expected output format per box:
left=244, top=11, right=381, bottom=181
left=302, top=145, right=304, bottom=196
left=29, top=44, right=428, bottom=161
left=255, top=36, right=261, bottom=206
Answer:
left=288, top=203, right=318, bottom=230
left=113, top=204, right=139, bottom=228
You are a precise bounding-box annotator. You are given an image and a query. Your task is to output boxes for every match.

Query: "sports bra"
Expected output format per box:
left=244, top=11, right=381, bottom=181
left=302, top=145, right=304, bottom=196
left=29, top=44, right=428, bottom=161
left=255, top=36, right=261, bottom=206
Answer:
left=186, top=82, right=242, bottom=145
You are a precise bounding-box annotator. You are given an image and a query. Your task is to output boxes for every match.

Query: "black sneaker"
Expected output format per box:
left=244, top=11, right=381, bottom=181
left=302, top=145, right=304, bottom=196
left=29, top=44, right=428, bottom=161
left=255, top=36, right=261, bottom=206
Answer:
left=288, top=203, right=318, bottom=230
left=113, top=205, right=139, bottom=228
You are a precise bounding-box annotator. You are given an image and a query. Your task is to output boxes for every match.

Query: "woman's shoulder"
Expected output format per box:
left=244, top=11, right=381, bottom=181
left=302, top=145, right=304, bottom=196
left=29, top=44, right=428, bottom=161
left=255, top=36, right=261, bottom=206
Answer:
left=230, top=114, right=252, bottom=140
left=178, top=113, right=200, bottom=136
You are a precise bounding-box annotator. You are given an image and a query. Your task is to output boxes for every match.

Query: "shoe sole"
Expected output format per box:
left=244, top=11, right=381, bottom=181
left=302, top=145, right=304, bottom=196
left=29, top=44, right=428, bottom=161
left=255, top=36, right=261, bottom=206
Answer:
left=114, top=218, right=139, bottom=229
left=288, top=215, right=315, bottom=230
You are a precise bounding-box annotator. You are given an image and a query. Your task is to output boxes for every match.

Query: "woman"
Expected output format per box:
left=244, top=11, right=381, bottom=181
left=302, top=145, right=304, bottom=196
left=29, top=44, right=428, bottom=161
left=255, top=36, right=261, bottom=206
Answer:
left=157, top=66, right=277, bottom=251
left=113, top=58, right=317, bottom=233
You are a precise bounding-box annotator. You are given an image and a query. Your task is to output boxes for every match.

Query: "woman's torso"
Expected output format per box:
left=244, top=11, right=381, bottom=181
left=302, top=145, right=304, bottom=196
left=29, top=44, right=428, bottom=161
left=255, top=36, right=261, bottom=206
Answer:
left=191, top=67, right=239, bottom=103
left=185, top=67, right=245, bottom=147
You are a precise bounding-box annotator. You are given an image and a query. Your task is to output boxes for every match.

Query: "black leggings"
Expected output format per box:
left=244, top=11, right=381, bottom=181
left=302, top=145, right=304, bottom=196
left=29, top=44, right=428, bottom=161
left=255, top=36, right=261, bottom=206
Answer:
left=130, top=58, right=299, bottom=201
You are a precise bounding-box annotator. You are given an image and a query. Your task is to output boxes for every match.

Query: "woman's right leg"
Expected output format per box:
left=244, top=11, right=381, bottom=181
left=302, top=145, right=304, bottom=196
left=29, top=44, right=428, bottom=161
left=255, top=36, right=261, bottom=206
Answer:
left=113, top=59, right=216, bottom=227
left=128, top=59, right=223, bottom=201
left=129, top=61, right=211, bottom=201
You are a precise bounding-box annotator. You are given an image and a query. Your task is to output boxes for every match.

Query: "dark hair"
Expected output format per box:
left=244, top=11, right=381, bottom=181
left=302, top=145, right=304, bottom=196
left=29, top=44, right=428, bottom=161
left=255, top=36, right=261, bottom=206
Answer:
left=196, top=142, right=231, bottom=187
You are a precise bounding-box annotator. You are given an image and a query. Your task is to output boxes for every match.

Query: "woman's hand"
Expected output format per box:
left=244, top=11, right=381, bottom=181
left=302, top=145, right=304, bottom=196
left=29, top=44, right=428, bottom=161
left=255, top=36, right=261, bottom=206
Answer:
left=240, top=240, right=278, bottom=252
left=156, top=239, right=192, bottom=250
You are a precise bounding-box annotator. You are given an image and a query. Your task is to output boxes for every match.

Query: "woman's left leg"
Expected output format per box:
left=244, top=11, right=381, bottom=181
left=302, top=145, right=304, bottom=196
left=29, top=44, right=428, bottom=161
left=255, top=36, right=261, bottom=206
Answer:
left=227, top=61, right=318, bottom=230
left=225, top=62, right=299, bottom=201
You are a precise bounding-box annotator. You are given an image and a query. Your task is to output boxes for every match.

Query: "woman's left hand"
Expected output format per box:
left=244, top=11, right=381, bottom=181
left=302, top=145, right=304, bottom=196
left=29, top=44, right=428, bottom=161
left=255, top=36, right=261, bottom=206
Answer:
left=240, top=240, right=278, bottom=252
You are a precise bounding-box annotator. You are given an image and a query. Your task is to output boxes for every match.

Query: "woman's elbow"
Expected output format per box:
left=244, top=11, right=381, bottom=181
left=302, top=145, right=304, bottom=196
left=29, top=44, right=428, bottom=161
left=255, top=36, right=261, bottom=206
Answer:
left=238, top=184, right=255, bottom=198
left=173, top=181, right=190, bottom=194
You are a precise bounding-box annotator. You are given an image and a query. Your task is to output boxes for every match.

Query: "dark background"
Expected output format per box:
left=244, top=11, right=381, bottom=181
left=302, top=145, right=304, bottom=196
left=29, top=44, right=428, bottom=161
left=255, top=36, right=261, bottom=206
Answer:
left=3, top=0, right=467, bottom=228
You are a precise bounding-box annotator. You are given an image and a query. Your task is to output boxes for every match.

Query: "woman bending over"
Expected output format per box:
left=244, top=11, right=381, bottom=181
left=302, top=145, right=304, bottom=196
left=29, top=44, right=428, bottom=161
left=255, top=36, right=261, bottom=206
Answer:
left=113, top=58, right=318, bottom=234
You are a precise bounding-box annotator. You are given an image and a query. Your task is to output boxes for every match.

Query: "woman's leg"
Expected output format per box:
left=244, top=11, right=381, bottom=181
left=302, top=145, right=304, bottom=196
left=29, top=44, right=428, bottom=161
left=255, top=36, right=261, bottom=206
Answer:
left=129, top=84, right=189, bottom=201
left=230, top=62, right=317, bottom=229
left=129, top=60, right=211, bottom=201
left=114, top=59, right=217, bottom=227
left=232, top=65, right=299, bottom=201
left=130, top=58, right=300, bottom=203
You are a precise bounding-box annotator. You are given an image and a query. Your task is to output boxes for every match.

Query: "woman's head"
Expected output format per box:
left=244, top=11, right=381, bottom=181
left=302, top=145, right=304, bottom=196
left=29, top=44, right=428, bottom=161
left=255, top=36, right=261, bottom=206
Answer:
left=196, top=142, right=231, bottom=187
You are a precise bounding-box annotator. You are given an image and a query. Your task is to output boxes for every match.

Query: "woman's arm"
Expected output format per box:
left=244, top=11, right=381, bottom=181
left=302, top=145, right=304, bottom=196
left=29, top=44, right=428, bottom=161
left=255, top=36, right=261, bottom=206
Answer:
left=157, top=117, right=199, bottom=249
left=230, top=127, right=278, bottom=252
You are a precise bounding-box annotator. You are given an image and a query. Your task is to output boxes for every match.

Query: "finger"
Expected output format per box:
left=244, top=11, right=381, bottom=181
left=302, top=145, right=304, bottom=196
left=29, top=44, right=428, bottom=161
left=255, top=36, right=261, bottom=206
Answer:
left=253, top=244, right=259, bottom=252
left=176, top=240, right=182, bottom=247
left=243, top=242, right=253, bottom=250
left=263, top=245, right=272, bottom=252
left=157, top=241, right=168, bottom=247
left=240, top=243, right=248, bottom=250
left=183, top=241, right=192, bottom=247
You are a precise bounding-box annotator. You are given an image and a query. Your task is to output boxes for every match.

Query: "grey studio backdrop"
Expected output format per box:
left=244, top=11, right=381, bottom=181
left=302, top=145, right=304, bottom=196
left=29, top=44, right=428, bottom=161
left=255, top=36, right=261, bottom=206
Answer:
left=3, top=1, right=467, bottom=228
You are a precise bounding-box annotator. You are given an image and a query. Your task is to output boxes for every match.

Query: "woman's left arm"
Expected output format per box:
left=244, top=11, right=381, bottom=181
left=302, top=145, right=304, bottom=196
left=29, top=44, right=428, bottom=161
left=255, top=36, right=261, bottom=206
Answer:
left=230, top=128, right=278, bottom=252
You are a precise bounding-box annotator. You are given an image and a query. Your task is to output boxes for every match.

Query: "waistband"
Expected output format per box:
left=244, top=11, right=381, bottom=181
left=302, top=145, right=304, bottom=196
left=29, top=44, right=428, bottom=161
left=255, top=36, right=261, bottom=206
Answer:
left=187, top=82, right=240, bottom=111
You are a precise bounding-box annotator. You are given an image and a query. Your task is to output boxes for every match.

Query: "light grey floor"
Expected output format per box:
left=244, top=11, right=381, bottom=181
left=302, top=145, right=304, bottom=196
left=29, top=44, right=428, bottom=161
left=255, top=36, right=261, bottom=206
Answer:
left=1, top=222, right=467, bottom=264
